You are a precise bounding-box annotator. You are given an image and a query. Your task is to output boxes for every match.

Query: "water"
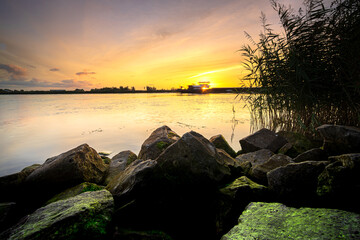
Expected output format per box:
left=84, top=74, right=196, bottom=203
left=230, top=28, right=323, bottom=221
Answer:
left=0, top=93, right=251, bottom=177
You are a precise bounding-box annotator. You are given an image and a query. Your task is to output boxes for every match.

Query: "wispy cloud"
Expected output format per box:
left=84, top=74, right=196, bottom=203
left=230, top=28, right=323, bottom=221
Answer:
left=189, top=65, right=241, bottom=78
left=49, top=68, right=60, bottom=71
left=76, top=71, right=96, bottom=76
left=0, top=78, right=92, bottom=89
left=0, top=63, right=27, bottom=79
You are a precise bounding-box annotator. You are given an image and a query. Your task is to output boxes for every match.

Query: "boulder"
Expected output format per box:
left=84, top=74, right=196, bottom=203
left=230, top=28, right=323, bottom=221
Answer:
left=267, top=161, right=328, bottom=203
left=0, top=164, right=41, bottom=202
left=239, top=128, right=287, bottom=153
left=277, top=131, right=317, bottom=157
left=104, top=150, right=137, bottom=185
left=218, top=176, right=268, bottom=235
left=251, top=154, right=293, bottom=185
left=236, top=149, right=274, bottom=167
left=155, top=131, right=231, bottom=185
left=317, top=153, right=360, bottom=212
left=25, top=144, right=107, bottom=201
left=217, top=149, right=247, bottom=178
left=221, top=202, right=360, bottom=240
left=8, top=190, right=114, bottom=240
left=293, top=148, right=328, bottom=163
left=106, top=159, right=157, bottom=205
left=113, top=229, right=173, bottom=240
left=46, top=182, right=104, bottom=205
left=317, top=124, right=360, bottom=155
left=210, top=134, right=237, bottom=157
left=0, top=202, right=17, bottom=232
left=138, top=126, right=180, bottom=160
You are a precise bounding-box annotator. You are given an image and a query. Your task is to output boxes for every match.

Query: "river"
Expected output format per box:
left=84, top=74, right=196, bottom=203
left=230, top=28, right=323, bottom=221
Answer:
left=0, top=93, right=251, bottom=176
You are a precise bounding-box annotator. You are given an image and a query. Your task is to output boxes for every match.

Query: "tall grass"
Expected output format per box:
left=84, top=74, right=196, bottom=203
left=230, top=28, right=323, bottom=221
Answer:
left=240, top=0, right=360, bottom=136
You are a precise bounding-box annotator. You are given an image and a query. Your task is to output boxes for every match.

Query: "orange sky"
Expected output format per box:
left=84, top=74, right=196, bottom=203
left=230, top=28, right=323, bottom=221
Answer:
left=0, top=0, right=301, bottom=90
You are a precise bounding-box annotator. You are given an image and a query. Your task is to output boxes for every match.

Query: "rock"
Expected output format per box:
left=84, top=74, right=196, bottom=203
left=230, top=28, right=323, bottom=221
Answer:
left=104, top=150, right=137, bottom=185
left=106, top=159, right=157, bottom=205
left=138, top=126, right=180, bottom=160
left=113, top=229, right=173, bottom=240
left=317, top=153, right=360, bottom=212
left=155, top=131, right=231, bottom=185
left=210, top=134, right=237, bottom=158
left=236, top=149, right=274, bottom=167
left=0, top=164, right=41, bottom=201
left=239, top=128, right=287, bottom=153
left=317, top=124, right=360, bottom=155
left=293, top=148, right=328, bottom=163
left=218, top=177, right=269, bottom=235
left=217, top=149, right=246, bottom=178
left=267, top=161, right=328, bottom=202
left=251, top=154, right=293, bottom=185
left=0, top=202, right=17, bottom=232
left=277, top=131, right=317, bottom=157
left=25, top=144, right=107, bottom=201
left=8, top=190, right=114, bottom=240
left=46, top=182, right=104, bottom=205
left=221, top=202, right=360, bottom=240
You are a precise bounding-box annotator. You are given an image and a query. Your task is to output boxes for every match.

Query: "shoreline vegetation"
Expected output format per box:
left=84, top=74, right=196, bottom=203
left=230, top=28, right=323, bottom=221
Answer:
left=0, top=125, right=359, bottom=239
left=240, top=0, right=360, bottom=135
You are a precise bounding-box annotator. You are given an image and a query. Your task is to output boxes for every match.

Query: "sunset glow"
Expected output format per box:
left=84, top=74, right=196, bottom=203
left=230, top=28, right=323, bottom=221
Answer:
left=0, top=0, right=300, bottom=90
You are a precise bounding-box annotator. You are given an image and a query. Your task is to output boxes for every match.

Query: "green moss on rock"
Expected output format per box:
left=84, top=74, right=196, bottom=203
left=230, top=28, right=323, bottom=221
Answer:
left=46, top=182, right=104, bottom=205
left=221, top=202, right=360, bottom=240
left=9, top=190, right=114, bottom=240
left=156, top=141, right=170, bottom=151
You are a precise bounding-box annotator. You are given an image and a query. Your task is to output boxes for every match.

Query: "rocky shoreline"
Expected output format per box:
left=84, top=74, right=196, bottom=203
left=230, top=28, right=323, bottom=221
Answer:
left=0, top=124, right=359, bottom=239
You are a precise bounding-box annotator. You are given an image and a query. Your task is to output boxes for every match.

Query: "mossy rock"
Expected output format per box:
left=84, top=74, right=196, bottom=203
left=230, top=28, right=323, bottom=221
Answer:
left=277, top=131, right=318, bottom=157
left=9, top=190, right=114, bottom=240
left=222, top=202, right=360, bottom=239
left=210, top=134, right=237, bottom=158
left=114, top=228, right=173, bottom=240
left=46, top=182, right=104, bottom=205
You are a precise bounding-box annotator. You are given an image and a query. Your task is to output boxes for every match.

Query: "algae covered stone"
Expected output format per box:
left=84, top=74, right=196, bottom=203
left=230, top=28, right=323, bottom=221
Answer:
left=221, top=202, right=360, bottom=240
left=9, top=190, right=114, bottom=240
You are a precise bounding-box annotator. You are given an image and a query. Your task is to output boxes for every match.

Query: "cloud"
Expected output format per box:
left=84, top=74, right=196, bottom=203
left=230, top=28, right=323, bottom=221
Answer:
left=49, top=68, right=60, bottom=71
left=76, top=71, right=96, bottom=76
left=0, top=63, right=27, bottom=78
left=0, top=78, right=92, bottom=89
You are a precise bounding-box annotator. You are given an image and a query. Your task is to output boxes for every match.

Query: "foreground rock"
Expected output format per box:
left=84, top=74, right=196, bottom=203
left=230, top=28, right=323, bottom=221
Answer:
left=25, top=144, right=107, bottom=202
left=236, top=149, right=274, bottom=167
left=222, top=202, right=360, bottom=239
left=210, top=134, right=237, bottom=158
left=317, top=124, right=360, bottom=155
left=251, top=154, right=292, bottom=185
left=106, top=159, right=157, bottom=205
left=317, top=153, right=360, bottom=212
left=277, top=131, right=316, bottom=157
left=104, top=150, right=137, bottom=185
left=0, top=164, right=41, bottom=201
left=239, top=128, right=287, bottom=153
left=138, top=126, right=180, bottom=160
left=293, top=148, right=327, bottom=163
left=8, top=190, right=114, bottom=240
left=218, top=176, right=268, bottom=235
left=267, top=161, right=328, bottom=203
left=46, top=182, right=104, bottom=205
left=155, top=131, right=231, bottom=185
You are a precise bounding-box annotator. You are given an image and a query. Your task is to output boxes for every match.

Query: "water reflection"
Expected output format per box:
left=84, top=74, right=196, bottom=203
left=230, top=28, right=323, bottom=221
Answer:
left=0, top=93, right=250, bottom=176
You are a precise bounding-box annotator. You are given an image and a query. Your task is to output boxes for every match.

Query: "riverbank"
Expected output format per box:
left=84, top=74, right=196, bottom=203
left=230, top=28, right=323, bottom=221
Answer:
left=0, top=87, right=259, bottom=95
left=1, top=124, right=359, bottom=239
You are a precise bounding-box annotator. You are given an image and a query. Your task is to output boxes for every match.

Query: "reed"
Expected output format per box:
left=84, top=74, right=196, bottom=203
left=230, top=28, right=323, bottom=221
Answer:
left=240, top=0, right=360, bottom=137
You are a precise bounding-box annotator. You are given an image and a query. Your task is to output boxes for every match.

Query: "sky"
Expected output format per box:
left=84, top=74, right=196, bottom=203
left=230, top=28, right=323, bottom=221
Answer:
left=0, top=0, right=301, bottom=90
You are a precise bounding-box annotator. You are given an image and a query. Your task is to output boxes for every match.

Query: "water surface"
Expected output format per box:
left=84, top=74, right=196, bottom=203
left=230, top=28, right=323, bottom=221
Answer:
left=0, top=93, right=251, bottom=177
